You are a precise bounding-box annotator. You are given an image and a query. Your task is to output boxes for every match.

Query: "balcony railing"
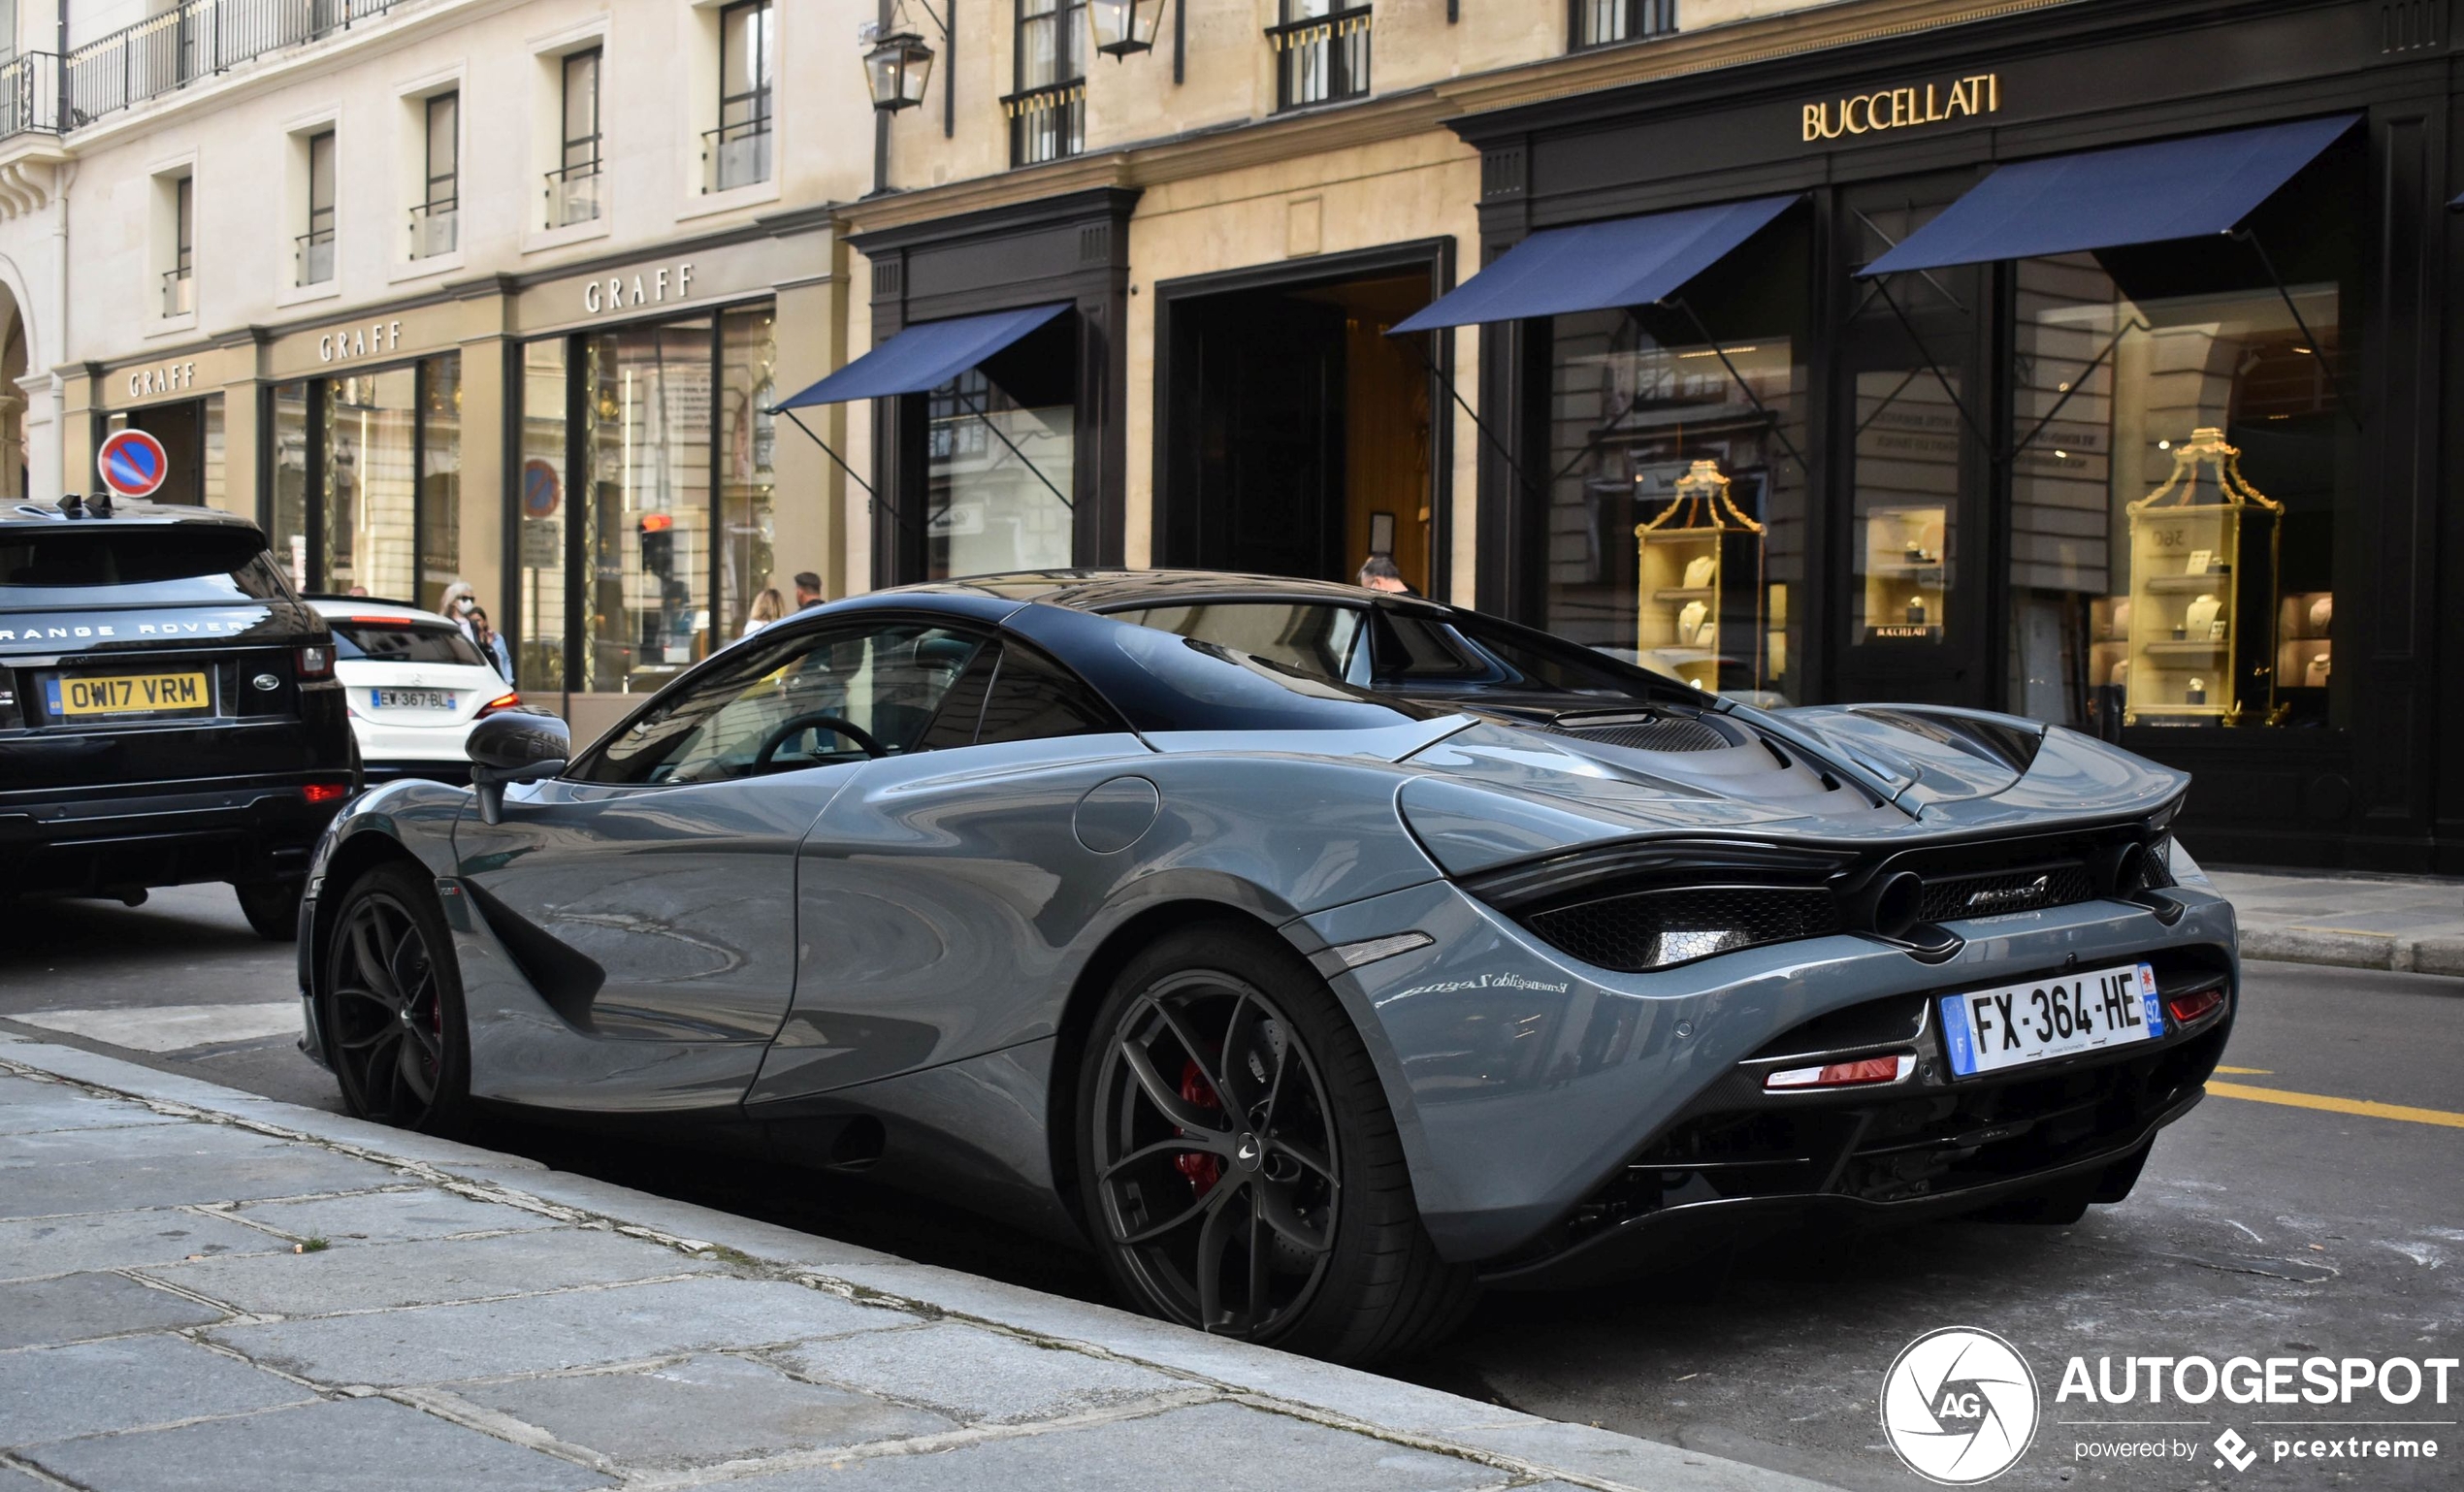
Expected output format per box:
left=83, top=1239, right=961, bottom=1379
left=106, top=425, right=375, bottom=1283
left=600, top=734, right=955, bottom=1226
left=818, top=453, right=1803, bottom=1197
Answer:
left=544, top=160, right=601, bottom=228
left=2, top=0, right=423, bottom=143
left=1269, top=5, right=1372, bottom=112
left=161, top=267, right=195, bottom=317
left=296, top=227, right=335, bottom=286
left=1572, top=0, right=1676, bottom=50
left=1004, top=81, right=1084, bottom=168
left=701, top=117, right=772, bottom=193
left=408, top=199, right=457, bottom=258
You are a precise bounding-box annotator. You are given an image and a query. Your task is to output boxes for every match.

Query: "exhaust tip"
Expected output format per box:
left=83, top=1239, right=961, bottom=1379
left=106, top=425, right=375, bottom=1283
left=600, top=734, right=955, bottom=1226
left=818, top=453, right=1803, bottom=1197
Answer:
left=1866, top=871, right=1924, bottom=941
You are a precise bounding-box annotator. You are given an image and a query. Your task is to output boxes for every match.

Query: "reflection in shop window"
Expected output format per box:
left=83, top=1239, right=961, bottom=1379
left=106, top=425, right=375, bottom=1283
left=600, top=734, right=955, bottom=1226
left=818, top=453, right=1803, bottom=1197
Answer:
left=1540, top=214, right=1808, bottom=705
left=925, top=320, right=1075, bottom=579
left=584, top=319, right=715, bottom=693
left=2010, top=250, right=2351, bottom=733
left=718, top=306, right=777, bottom=642
left=517, top=340, right=570, bottom=693
left=322, top=369, right=420, bottom=600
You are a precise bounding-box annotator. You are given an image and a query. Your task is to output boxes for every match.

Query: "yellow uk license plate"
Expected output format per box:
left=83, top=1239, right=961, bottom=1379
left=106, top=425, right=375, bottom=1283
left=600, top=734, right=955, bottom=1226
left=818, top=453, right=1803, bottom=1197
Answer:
left=49, top=670, right=212, bottom=718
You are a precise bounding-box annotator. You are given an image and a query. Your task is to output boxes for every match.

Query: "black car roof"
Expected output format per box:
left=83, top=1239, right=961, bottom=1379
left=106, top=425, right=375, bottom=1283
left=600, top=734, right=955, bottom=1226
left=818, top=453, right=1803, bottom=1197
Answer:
left=2, top=498, right=264, bottom=534
left=900, top=568, right=1452, bottom=615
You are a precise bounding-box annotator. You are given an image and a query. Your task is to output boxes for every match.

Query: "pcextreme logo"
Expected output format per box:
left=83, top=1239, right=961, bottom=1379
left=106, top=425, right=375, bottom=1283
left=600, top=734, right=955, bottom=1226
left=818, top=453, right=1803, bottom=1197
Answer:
left=1880, top=1327, right=2040, bottom=1484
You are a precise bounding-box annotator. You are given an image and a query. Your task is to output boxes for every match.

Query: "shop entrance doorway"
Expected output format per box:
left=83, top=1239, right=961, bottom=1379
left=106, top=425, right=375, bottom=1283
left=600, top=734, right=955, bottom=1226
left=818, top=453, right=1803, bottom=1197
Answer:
left=1157, top=249, right=1446, bottom=594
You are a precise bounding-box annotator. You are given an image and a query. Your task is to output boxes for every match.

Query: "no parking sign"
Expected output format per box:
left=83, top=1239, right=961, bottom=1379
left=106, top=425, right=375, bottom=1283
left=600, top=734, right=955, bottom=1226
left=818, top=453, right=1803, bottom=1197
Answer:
left=97, top=429, right=171, bottom=500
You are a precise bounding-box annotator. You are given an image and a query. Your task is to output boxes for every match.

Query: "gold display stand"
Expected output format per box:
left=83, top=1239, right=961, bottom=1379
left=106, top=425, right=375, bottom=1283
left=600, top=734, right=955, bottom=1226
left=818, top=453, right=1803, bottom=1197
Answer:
left=1635, top=459, right=1766, bottom=690
left=1861, top=505, right=1946, bottom=641
left=2123, top=427, right=2282, bottom=726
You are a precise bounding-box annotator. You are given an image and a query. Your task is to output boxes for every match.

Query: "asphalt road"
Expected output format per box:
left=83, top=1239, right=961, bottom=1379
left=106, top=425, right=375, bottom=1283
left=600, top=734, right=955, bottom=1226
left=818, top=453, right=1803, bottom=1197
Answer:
left=5, top=882, right=2458, bottom=1491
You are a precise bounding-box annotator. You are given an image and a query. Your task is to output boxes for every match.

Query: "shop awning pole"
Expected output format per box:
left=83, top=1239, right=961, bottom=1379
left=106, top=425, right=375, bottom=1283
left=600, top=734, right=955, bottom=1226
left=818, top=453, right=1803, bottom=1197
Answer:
left=1864, top=273, right=1999, bottom=454
left=1667, top=298, right=1811, bottom=477
left=2007, top=315, right=2152, bottom=461
left=952, top=386, right=1074, bottom=511
left=2230, top=229, right=2361, bottom=429
left=1399, top=334, right=1552, bottom=512
left=781, top=408, right=902, bottom=527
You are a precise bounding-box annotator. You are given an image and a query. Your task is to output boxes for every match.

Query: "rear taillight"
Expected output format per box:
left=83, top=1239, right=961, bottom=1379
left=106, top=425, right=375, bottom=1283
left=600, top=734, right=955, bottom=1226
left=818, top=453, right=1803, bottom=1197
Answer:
left=1765, top=1053, right=1916, bottom=1091
left=297, top=643, right=335, bottom=680
left=304, top=781, right=349, bottom=804
left=476, top=692, right=524, bottom=719
left=2166, top=986, right=2225, bottom=1025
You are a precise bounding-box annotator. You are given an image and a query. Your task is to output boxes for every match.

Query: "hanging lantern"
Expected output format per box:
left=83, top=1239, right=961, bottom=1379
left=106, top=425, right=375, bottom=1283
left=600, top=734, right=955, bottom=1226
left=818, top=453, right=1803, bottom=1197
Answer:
left=862, top=28, right=935, bottom=113
left=1087, top=0, right=1165, bottom=57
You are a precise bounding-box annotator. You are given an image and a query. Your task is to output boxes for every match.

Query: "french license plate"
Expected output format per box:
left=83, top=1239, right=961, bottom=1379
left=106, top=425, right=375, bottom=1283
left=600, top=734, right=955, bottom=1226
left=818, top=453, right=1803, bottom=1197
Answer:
left=373, top=688, right=453, bottom=711
left=1940, top=961, right=2164, bottom=1077
left=46, top=670, right=211, bottom=718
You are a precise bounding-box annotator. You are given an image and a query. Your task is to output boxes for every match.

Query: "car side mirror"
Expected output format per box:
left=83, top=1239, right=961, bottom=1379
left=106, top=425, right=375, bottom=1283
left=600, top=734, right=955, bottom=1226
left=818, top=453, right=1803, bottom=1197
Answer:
left=468, top=711, right=570, bottom=826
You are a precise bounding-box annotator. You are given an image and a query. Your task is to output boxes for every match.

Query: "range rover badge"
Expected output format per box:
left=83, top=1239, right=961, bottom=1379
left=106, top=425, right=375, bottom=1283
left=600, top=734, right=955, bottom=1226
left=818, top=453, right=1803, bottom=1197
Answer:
left=251, top=673, right=280, bottom=693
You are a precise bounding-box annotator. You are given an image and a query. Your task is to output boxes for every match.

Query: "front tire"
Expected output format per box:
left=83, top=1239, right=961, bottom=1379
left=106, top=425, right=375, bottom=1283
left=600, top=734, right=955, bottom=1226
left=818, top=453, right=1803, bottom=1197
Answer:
left=234, top=878, right=303, bottom=941
left=1076, top=922, right=1476, bottom=1363
left=319, top=861, right=471, bottom=1134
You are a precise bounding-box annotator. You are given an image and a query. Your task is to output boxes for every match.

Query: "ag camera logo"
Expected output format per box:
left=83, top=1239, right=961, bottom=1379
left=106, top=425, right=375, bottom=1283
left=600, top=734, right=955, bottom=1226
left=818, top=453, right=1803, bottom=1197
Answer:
left=1882, top=1327, right=2042, bottom=1484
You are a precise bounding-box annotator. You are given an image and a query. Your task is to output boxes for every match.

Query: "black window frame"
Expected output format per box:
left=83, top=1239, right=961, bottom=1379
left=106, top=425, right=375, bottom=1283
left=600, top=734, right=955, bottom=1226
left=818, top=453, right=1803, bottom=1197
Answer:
left=1269, top=0, right=1372, bottom=113
left=300, top=128, right=337, bottom=285
left=1006, top=0, right=1086, bottom=168
left=562, top=48, right=600, bottom=178
left=718, top=0, right=774, bottom=142
left=423, top=91, right=459, bottom=212
left=1568, top=0, right=1676, bottom=52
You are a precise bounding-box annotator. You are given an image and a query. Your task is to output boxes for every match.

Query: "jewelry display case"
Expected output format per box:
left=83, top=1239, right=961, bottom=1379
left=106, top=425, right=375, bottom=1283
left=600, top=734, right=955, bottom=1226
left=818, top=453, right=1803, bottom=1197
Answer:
left=1860, top=504, right=1946, bottom=642
left=2123, top=427, right=2282, bottom=726
left=1635, top=459, right=1767, bottom=690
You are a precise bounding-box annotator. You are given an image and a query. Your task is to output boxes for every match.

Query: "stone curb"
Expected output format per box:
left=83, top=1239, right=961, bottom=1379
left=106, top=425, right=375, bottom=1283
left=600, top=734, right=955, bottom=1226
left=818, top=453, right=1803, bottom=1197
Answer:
left=0, top=1034, right=1837, bottom=1492
left=2240, top=927, right=2464, bottom=978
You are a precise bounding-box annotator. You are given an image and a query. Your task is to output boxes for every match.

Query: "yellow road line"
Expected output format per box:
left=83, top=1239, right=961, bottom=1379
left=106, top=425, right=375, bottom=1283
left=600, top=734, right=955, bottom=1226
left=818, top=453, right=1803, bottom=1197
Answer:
left=2214, top=1066, right=2273, bottom=1075
left=2209, top=1081, right=2464, bottom=1130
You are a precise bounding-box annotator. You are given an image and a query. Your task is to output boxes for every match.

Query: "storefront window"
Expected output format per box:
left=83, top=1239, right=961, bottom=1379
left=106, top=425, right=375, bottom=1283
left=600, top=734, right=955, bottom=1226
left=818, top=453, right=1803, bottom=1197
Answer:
left=101, top=393, right=224, bottom=508
left=418, top=355, right=461, bottom=612
left=925, top=314, right=1075, bottom=579
left=518, top=341, right=570, bottom=694
left=2008, top=195, right=2356, bottom=732
left=272, top=383, right=309, bottom=588
left=262, top=359, right=460, bottom=601
left=1538, top=212, right=1809, bottom=703
left=717, top=305, right=777, bottom=641
left=322, top=369, right=419, bottom=600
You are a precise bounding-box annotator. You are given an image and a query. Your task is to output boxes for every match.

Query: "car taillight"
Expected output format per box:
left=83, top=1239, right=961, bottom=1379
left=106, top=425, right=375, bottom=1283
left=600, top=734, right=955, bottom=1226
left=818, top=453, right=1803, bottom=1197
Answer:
left=476, top=692, right=524, bottom=719
left=297, top=643, right=335, bottom=680
left=1764, top=1053, right=1916, bottom=1091
left=2166, top=986, right=2225, bottom=1024
left=304, top=781, right=350, bottom=804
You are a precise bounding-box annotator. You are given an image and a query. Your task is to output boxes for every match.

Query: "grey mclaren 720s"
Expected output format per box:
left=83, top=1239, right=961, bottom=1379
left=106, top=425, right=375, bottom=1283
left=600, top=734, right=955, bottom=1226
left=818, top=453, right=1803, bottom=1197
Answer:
left=298, top=570, right=2237, bottom=1362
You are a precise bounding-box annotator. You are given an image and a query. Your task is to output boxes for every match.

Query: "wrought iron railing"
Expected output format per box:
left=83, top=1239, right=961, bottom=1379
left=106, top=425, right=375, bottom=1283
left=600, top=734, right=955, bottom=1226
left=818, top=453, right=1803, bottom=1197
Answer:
left=1004, top=81, right=1084, bottom=167
left=1572, top=0, right=1677, bottom=50
left=2, top=0, right=422, bottom=142
left=701, top=117, right=773, bottom=193
left=1268, top=5, right=1372, bottom=112
left=544, top=160, right=601, bottom=228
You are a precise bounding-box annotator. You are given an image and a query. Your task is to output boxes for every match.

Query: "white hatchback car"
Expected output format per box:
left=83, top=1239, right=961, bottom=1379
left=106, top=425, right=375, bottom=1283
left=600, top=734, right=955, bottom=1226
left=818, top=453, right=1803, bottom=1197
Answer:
left=308, top=599, right=525, bottom=784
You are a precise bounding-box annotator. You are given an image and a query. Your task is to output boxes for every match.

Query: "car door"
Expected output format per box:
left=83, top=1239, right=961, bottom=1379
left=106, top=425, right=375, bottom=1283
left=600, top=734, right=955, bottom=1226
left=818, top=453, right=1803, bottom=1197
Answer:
left=752, top=636, right=1152, bottom=1103
left=452, top=618, right=993, bottom=1105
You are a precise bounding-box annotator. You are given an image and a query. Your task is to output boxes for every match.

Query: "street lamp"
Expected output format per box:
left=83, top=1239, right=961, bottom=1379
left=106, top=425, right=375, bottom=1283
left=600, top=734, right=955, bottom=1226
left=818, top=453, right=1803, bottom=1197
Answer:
left=861, top=24, right=935, bottom=113
left=1087, top=0, right=1167, bottom=57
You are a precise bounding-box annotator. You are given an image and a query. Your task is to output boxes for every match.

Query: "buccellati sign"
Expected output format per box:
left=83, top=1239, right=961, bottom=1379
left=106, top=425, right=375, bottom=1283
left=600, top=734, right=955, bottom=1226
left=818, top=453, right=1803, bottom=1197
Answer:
left=1803, top=73, right=2000, bottom=142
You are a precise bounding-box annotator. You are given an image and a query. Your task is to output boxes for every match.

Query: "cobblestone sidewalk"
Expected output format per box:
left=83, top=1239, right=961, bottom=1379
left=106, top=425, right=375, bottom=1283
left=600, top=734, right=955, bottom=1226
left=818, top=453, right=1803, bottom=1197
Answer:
left=0, top=1036, right=1827, bottom=1492
left=2216, top=868, right=2464, bottom=976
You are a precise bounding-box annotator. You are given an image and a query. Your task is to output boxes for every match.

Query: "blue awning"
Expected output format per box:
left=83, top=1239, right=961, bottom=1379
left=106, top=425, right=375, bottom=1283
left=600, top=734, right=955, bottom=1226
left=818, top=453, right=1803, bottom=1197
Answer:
left=1862, top=115, right=2358, bottom=277
left=1389, top=196, right=1799, bottom=335
left=770, top=303, right=1072, bottom=410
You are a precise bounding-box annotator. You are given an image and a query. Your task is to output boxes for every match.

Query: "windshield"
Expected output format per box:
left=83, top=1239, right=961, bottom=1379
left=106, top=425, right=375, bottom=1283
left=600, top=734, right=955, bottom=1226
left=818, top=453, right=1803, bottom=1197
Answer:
left=0, top=527, right=291, bottom=607
left=330, top=620, right=487, bottom=666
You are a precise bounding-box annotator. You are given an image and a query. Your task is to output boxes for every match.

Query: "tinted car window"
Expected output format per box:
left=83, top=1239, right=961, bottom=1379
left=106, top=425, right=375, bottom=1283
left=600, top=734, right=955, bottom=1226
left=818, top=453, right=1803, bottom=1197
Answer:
left=1395, top=613, right=1669, bottom=698
left=1107, top=603, right=1365, bottom=684
left=0, top=527, right=289, bottom=605
left=976, top=642, right=1127, bottom=745
left=1006, top=602, right=1449, bottom=735
left=576, top=623, right=988, bottom=786
left=331, top=621, right=485, bottom=666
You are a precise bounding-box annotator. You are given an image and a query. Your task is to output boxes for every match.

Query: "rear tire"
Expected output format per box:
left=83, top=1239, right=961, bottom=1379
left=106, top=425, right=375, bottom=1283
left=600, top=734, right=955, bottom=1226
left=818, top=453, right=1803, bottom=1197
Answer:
left=234, top=878, right=303, bottom=941
left=318, top=861, right=472, bottom=1135
left=1076, top=921, right=1477, bottom=1364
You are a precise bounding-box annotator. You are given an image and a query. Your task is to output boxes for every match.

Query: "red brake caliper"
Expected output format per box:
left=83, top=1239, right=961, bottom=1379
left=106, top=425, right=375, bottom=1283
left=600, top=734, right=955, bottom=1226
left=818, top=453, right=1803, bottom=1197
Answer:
left=1174, top=1059, right=1223, bottom=1196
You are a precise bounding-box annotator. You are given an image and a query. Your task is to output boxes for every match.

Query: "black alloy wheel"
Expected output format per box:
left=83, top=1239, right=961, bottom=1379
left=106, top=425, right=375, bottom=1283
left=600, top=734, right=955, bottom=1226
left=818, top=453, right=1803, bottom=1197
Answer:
left=322, top=862, right=470, bottom=1133
left=1078, top=923, right=1476, bottom=1363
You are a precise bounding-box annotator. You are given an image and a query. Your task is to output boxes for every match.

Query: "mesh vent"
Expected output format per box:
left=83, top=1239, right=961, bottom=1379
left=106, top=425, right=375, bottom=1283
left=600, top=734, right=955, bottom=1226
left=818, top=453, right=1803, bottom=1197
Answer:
left=1918, top=861, right=2094, bottom=923
left=1524, top=887, right=1842, bottom=972
left=1549, top=715, right=1740, bottom=753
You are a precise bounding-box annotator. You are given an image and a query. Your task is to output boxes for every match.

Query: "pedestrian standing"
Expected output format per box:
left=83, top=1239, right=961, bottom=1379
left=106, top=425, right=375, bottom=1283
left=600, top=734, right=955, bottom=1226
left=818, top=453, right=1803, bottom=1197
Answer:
left=742, top=587, right=785, bottom=638
left=438, top=580, right=480, bottom=643
left=467, top=605, right=514, bottom=683
left=794, top=571, right=826, bottom=610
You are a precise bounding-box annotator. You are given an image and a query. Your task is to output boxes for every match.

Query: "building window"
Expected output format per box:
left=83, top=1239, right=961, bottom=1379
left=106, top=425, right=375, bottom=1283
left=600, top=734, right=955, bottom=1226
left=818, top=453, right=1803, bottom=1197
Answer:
left=1007, top=0, right=1085, bottom=168
left=412, top=92, right=459, bottom=259
left=1270, top=0, right=1371, bottom=112
left=549, top=48, right=602, bottom=227
left=1572, top=0, right=1675, bottom=50
left=708, top=0, right=774, bottom=192
left=266, top=356, right=462, bottom=608
left=299, top=129, right=336, bottom=285
left=162, top=175, right=194, bottom=317
left=923, top=313, right=1076, bottom=579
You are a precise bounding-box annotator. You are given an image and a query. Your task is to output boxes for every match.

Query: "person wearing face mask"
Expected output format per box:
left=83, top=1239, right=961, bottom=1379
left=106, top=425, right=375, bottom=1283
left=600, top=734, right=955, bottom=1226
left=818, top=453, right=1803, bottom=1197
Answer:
left=438, top=581, right=480, bottom=645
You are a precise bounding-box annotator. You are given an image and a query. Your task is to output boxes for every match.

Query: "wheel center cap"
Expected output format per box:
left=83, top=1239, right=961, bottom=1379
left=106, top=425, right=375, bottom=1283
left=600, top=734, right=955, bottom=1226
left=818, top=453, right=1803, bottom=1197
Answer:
left=1234, top=1133, right=1263, bottom=1172
left=399, top=1006, right=414, bottom=1025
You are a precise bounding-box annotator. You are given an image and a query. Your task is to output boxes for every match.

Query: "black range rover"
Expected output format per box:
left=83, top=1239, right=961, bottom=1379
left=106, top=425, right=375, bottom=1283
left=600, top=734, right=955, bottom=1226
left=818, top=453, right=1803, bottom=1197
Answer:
left=0, top=496, right=357, bottom=938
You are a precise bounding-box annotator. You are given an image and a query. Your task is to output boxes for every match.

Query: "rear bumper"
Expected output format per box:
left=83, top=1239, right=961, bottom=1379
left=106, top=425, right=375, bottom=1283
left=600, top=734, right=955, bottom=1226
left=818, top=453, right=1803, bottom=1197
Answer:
left=362, top=760, right=472, bottom=787
left=0, top=775, right=352, bottom=893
